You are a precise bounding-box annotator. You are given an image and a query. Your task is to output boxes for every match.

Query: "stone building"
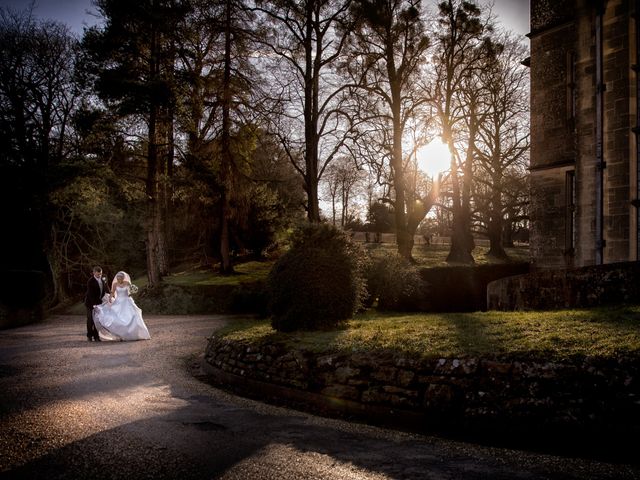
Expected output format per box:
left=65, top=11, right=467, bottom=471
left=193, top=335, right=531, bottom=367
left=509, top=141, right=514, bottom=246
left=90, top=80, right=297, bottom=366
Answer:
left=529, top=0, right=640, bottom=268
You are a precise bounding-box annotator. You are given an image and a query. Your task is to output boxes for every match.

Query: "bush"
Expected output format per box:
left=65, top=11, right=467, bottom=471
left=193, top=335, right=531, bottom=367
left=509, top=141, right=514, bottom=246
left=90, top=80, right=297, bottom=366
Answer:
left=135, top=284, right=234, bottom=314
left=365, top=253, right=429, bottom=311
left=268, top=223, right=368, bottom=332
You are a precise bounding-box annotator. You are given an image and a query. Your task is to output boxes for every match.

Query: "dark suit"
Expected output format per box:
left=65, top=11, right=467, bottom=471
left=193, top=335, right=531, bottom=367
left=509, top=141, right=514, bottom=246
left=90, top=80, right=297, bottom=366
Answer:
left=84, top=275, right=110, bottom=340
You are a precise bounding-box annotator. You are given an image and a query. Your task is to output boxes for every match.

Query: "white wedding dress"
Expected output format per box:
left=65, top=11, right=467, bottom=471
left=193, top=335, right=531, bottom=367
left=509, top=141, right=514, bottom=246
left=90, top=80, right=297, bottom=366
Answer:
left=93, top=286, right=151, bottom=341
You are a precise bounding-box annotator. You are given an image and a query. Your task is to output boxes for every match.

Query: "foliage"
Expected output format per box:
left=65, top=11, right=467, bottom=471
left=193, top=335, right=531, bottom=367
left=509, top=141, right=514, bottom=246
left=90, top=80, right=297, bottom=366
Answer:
left=1, top=0, right=533, bottom=307
left=173, top=127, right=304, bottom=265
left=364, top=253, right=428, bottom=310
left=366, top=202, right=395, bottom=233
left=135, top=281, right=267, bottom=315
left=135, top=284, right=222, bottom=315
left=216, top=304, right=640, bottom=362
left=230, top=280, right=269, bottom=316
left=268, top=223, right=368, bottom=332
left=48, top=168, right=147, bottom=297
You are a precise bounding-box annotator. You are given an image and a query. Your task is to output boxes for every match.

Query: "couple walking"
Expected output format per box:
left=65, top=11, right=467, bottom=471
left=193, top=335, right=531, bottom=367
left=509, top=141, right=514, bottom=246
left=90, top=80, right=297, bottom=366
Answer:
left=84, top=266, right=151, bottom=342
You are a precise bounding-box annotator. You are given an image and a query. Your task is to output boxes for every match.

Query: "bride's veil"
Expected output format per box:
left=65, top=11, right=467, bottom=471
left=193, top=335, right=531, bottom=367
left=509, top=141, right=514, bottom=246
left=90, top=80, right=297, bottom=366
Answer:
left=111, top=271, right=132, bottom=291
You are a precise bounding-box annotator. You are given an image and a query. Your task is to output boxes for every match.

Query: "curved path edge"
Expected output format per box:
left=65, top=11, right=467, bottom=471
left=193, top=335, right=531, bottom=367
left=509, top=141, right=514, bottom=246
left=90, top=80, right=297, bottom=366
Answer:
left=199, top=357, right=426, bottom=431
left=201, top=335, right=640, bottom=463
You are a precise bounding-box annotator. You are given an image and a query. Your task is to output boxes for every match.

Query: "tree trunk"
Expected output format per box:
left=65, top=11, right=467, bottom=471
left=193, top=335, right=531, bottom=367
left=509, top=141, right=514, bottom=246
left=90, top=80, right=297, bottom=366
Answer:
left=146, top=196, right=162, bottom=287
left=446, top=114, right=475, bottom=264
left=487, top=217, right=507, bottom=259
left=157, top=105, right=171, bottom=277
left=384, top=43, right=412, bottom=260
left=406, top=183, right=439, bottom=247
left=487, top=181, right=508, bottom=260
left=146, top=103, right=162, bottom=287
left=341, top=187, right=348, bottom=227
left=502, top=219, right=515, bottom=248
left=393, top=163, right=412, bottom=260
left=303, top=0, right=322, bottom=223
left=146, top=16, right=162, bottom=286
left=331, top=194, right=336, bottom=225
left=220, top=199, right=232, bottom=274
left=306, top=172, right=321, bottom=222
left=446, top=209, right=475, bottom=263
left=158, top=43, right=176, bottom=277
left=219, top=0, right=234, bottom=274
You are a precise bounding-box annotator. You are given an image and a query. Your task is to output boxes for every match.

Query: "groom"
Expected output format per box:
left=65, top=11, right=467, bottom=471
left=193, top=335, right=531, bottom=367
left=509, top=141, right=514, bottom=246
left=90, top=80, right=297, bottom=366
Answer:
left=84, top=266, right=109, bottom=342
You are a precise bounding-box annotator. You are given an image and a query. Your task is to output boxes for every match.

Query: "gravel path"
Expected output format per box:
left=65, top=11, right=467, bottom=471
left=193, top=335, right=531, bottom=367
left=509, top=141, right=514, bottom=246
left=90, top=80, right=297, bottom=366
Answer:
left=0, top=314, right=637, bottom=479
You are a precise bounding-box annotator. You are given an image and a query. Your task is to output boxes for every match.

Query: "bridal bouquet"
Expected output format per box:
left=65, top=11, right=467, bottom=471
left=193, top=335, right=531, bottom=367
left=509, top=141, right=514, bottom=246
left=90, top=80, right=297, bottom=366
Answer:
left=129, top=284, right=139, bottom=294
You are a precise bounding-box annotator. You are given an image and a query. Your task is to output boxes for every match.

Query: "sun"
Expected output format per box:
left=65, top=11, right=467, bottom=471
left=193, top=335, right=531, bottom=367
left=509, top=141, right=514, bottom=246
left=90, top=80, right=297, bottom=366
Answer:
left=416, top=138, right=451, bottom=177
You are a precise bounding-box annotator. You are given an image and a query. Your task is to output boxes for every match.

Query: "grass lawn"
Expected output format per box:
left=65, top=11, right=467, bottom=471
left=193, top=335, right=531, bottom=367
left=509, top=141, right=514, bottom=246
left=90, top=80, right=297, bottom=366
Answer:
left=162, top=261, right=273, bottom=287
left=217, top=305, right=640, bottom=361
left=64, top=244, right=528, bottom=314
left=158, top=244, right=530, bottom=290
left=365, top=243, right=530, bottom=266
left=160, top=243, right=530, bottom=290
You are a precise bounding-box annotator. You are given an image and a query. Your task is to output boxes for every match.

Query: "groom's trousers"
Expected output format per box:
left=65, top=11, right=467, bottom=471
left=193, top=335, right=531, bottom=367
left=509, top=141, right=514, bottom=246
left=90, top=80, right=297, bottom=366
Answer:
left=86, top=306, right=98, bottom=339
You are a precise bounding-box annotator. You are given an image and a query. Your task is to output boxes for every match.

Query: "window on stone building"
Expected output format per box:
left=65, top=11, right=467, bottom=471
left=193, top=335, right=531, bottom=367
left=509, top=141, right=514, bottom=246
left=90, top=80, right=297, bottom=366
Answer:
left=565, top=170, right=576, bottom=257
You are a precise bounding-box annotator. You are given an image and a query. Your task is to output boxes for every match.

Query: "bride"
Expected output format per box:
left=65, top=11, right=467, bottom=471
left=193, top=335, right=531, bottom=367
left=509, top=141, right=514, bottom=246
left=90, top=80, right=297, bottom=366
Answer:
left=93, top=271, right=151, bottom=341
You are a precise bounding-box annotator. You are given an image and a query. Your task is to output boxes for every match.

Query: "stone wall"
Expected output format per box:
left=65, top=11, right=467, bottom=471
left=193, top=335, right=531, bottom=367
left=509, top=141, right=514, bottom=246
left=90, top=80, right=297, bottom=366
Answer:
left=529, top=0, right=638, bottom=267
left=529, top=0, right=578, bottom=269
left=420, top=263, right=530, bottom=312
left=601, top=0, right=633, bottom=264
left=487, top=261, right=640, bottom=310
left=204, top=336, right=640, bottom=436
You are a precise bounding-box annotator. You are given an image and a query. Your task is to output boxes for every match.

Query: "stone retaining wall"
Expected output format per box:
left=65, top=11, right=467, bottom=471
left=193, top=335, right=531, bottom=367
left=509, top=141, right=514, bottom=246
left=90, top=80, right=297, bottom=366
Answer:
left=204, top=336, right=640, bottom=435
left=487, top=261, right=640, bottom=310
left=420, top=263, right=530, bottom=312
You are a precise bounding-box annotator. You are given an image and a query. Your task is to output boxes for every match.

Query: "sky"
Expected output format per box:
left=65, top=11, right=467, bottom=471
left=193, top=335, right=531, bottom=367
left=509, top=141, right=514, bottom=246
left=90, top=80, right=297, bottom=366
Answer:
left=0, top=0, right=530, bottom=37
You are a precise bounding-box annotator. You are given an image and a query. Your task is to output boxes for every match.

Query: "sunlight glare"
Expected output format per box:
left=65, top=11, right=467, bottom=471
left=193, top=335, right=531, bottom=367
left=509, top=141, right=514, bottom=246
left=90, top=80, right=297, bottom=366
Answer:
left=416, top=138, right=451, bottom=177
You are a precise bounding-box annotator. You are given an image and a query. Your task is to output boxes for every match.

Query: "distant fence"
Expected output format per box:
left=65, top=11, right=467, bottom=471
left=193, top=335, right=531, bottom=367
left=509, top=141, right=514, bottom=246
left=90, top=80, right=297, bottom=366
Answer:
left=349, top=232, right=492, bottom=247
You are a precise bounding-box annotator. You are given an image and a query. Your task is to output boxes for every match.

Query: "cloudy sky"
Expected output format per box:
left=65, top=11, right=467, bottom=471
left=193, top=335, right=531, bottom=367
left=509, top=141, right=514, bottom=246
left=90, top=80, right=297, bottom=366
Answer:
left=0, top=0, right=530, bottom=37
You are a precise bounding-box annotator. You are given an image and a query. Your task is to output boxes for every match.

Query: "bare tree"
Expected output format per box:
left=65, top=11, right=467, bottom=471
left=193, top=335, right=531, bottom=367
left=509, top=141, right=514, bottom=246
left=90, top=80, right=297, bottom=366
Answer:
left=342, top=0, right=435, bottom=260
left=322, top=155, right=365, bottom=226
left=474, top=33, right=529, bottom=259
left=431, top=0, right=495, bottom=264
left=253, top=0, right=353, bottom=222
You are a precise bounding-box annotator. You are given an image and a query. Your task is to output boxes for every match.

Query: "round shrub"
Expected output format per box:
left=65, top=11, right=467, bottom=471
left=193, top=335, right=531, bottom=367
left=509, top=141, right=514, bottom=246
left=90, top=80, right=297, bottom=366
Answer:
left=268, top=223, right=368, bottom=332
left=365, top=253, right=428, bottom=311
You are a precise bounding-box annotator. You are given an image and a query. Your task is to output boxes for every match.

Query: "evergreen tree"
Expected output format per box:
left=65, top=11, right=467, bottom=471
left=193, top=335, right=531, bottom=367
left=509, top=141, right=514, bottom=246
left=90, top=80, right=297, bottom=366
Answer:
left=83, top=0, right=187, bottom=285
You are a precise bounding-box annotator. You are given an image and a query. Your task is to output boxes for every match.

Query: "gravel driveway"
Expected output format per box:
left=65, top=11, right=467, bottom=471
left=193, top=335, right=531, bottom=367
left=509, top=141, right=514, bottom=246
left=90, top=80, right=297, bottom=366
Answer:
left=0, top=314, right=637, bottom=479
